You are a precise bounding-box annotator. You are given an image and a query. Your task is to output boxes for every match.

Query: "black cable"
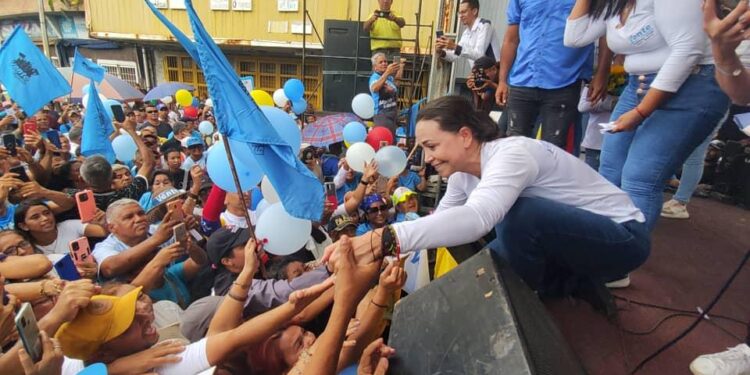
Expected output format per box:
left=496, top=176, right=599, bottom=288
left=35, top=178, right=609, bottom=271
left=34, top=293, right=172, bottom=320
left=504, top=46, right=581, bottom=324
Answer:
left=619, top=313, right=695, bottom=335
left=612, top=295, right=747, bottom=325
left=629, top=249, right=750, bottom=374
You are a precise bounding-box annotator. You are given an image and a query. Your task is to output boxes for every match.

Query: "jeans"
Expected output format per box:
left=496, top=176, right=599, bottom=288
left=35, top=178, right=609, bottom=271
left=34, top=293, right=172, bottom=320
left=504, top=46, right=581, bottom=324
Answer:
left=599, top=66, right=730, bottom=232
left=487, top=197, right=650, bottom=292
left=673, top=132, right=714, bottom=204
left=584, top=148, right=601, bottom=171
left=506, top=80, right=583, bottom=148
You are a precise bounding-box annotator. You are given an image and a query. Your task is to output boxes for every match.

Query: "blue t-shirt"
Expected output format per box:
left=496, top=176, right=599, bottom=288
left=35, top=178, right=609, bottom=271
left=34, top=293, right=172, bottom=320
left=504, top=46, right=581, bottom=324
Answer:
left=398, top=171, right=421, bottom=191
left=147, top=261, right=192, bottom=308
left=0, top=203, right=16, bottom=230
left=369, top=72, right=398, bottom=115
left=506, top=0, right=594, bottom=89
left=336, top=174, right=362, bottom=203
left=356, top=222, right=374, bottom=236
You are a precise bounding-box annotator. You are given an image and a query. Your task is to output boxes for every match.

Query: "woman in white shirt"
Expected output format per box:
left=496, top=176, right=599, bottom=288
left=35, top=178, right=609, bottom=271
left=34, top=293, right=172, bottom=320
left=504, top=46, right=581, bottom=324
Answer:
left=564, top=0, right=731, bottom=232
left=327, top=96, right=651, bottom=311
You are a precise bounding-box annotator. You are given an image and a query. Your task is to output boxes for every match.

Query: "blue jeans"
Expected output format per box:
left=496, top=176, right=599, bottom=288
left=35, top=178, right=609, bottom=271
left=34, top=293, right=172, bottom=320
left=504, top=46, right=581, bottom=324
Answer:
left=599, top=66, right=730, bottom=232
left=488, top=197, right=650, bottom=291
left=673, top=132, right=713, bottom=204
left=584, top=148, right=601, bottom=171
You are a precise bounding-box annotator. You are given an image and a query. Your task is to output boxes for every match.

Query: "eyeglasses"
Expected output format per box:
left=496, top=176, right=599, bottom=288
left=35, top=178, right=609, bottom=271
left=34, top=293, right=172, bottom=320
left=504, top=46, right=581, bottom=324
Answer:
left=367, top=205, right=388, bottom=215
left=2, top=240, right=31, bottom=255
left=146, top=110, right=158, bottom=114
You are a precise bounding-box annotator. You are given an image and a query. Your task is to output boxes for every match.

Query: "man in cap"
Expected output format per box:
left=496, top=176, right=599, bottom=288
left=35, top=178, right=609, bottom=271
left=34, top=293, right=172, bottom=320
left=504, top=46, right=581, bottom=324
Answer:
left=206, top=227, right=332, bottom=316
left=181, top=136, right=206, bottom=171
left=327, top=214, right=358, bottom=242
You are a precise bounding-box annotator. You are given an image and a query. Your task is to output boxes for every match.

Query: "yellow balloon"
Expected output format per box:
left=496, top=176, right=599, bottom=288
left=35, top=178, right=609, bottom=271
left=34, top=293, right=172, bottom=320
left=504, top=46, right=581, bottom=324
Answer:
left=344, top=141, right=351, bottom=148
left=365, top=121, right=374, bottom=128
left=250, top=90, right=274, bottom=107
left=175, top=89, right=193, bottom=107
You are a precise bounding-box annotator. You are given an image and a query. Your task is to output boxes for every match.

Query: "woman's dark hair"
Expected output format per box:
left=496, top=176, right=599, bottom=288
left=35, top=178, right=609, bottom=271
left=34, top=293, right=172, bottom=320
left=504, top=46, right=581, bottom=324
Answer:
left=48, top=160, right=78, bottom=191
left=416, top=95, right=501, bottom=142
left=14, top=199, right=50, bottom=234
left=588, top=0, right=632, bottom=20
left=150, top=170, right=171, bottom=186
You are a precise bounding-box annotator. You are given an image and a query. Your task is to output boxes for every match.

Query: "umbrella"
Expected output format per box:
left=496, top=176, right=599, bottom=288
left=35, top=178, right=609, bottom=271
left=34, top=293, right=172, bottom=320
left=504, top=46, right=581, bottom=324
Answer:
left=57, top=67, right=144, bottom=102
left=302, top=113, right=360, bottom=147
left=143, top=82, right=196, bottom=102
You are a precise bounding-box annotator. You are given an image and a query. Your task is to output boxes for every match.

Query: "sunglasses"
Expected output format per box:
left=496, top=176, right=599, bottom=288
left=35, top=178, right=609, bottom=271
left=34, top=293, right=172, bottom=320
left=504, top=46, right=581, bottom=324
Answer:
left=146, top=110, right=158, bottom=114
left=368, top=205, right=388, bottom=215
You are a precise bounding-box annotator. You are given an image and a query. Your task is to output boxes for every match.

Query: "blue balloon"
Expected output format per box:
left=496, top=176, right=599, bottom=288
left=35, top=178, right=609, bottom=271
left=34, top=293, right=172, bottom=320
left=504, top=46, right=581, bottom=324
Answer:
left=260, top=106, right=302, bottom=153
left=283, top=79, right=305, bottom=101
left=291, top=98, right=307, bottom=115
left=191, top=97, right=200, bottom=107
left=199, top=121, right=214, bottom=135
left=339, top=365, right=358, bottom=375
left=102, top=99, right=121, bottom=121
left=112, top=134, right=138, bottom=162
left=343, top=122, right=367, bottom=143
left=206, top=140, right=263, bottom=192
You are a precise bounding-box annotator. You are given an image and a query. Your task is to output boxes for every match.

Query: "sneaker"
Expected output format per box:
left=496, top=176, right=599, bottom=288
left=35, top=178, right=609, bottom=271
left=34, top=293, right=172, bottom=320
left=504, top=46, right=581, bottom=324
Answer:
left=661, top=199, right=690, bottom=219
left=605, top=275, right=631, bottom=289
left=690, top=343, right=750, bottom=375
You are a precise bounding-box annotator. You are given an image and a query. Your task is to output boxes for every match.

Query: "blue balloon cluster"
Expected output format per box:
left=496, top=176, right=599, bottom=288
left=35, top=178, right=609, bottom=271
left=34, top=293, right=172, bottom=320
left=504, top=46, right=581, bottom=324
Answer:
left=112, top=134, right=137, bottom=162
left=292, top=98, right=307, bottom=115
left=260, top=106, right=302, bottom=153
left=343, top=122, right=367, bottom=144
left=206, top=140, right=263, bottom=192
left=283, top=79, right=305, bottom=101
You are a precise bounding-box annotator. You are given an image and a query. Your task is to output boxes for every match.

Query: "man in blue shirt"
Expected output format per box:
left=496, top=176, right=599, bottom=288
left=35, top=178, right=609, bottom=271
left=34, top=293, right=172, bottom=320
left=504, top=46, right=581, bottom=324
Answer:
left=496, top=0, right=597, bottom=149
left=369, top=52, right=403, bottom=137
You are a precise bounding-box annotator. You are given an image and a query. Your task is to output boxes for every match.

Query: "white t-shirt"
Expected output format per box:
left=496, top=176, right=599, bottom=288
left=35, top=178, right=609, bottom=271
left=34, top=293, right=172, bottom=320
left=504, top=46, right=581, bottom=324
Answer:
left=61, top=338, right=210, bottom=375
left=35, top=220, right=87, bottom=256
left=564, top=0, right=713, bottom=93
left=392, top=137, right=645, bottom=253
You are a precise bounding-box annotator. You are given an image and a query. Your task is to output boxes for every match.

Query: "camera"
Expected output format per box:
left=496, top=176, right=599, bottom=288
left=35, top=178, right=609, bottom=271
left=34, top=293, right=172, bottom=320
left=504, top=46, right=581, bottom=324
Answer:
left=376, top=10, right=391, bottom=18
left=78, top=194, right=88, bottom=202
left=474, top=68, right=487, bottom=87
left=72, top=242, right=79, bottom=250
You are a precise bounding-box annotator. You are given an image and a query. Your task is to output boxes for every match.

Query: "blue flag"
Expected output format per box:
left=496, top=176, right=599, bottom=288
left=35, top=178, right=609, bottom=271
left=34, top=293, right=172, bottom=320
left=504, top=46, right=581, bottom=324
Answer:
left=144, top=0, right=201, bottom=64
left=81, top=82, right=115, bottom=163
left=0, top=27, right=71, bottom=116
left=73, top=48, right=105, bottom=83
left=180, top=0, right=323, bottom=221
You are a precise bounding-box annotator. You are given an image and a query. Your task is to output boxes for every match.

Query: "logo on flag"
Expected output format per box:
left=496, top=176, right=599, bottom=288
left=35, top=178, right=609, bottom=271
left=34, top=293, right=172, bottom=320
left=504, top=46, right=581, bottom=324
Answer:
left=12, top=53, right=39, bottom=82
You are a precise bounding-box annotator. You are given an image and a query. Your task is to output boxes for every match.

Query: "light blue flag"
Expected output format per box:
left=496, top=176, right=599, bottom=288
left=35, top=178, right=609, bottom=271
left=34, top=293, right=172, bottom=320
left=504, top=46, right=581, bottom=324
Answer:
left=73, top=47, right=105, bottom=83
left=81, top=82, right=115, bottom=163
left=0, top=27, right=71, bottom=116
left=182, top=0, right=323, bottom=221
left=144, top=0, right=201, bottom=64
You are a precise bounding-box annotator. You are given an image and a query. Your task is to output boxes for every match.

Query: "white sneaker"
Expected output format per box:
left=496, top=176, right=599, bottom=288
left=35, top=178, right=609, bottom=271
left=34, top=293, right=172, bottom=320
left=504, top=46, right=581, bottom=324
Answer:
left=690, top=343, right=750, bottom=375
left=661, top=199, right=690, bottom=219
left=605, top=275, right=631, bottom=289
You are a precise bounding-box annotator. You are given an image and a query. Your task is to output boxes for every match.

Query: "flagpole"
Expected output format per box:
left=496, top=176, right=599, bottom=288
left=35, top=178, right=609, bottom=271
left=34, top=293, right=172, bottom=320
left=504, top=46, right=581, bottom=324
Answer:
left=221, top=135, right=257, bottom=241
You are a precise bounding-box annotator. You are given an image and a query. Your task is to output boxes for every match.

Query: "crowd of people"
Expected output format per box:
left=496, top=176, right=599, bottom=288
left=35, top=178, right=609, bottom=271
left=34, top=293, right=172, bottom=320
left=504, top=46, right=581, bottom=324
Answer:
left=0, top=0, right=749, bottom=374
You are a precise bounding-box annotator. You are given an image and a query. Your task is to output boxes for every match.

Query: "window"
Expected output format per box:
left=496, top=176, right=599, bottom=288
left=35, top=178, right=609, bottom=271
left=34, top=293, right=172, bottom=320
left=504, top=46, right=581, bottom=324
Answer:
left=163, top=55, right=208, bottom=98
left=97, top=59, right=139, bottom=88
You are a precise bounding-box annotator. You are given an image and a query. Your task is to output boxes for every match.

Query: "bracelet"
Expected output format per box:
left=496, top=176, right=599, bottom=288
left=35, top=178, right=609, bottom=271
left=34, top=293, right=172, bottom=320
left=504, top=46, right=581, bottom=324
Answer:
left=634, top=106, right=648, bottom=120
left=715, top=63, right=744, bottom=77
left=186, top=193, right=199, bottom=201
left=370, top=300, right=388, bottom=309
left=359, top=179, right=370, bottom=186
left=227, top=292, right=248, bottom=303
left=232, top=281, right=251, bottom=289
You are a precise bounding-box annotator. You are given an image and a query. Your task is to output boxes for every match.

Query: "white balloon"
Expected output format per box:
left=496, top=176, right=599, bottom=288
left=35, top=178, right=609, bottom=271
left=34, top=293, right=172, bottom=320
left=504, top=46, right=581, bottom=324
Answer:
left=255, top=199, right=270, bottom=219
left=273, top=88, right=288, bottom=108
left=351, top=93, right=375, bottom=119
left=205, top=98, right=213, bottom=107
left=255, top=203, right=312, bottom=255
left=261, top=176, right=280, bottom=204
left=161, top=96, right=173, bottom=104
left=81, top=93, right=107, bottom=107
left=345, top=142, right=376, bottom=173
left=375, top=146, right=408, bottom=177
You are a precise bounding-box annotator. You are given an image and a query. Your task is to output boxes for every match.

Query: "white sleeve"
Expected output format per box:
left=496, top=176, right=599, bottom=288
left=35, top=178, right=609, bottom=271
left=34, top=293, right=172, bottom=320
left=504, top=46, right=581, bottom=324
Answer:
left=61, top=357, right=85, bottom=375
left=564, top=15, right=606, bottom=48
left=394, top=146, right=539, bottom=252
left=577, top=86, right=593, bottom=113
left=333, top=166, right=347, bottom=189
left=435, top=174, right=469, bottom=213
left=157, top=338, right=210, bottom=375
left=459, top=22, right=495, bottom=62
left=443, top=31, right=468, bottom=62
left=650, top=0, right=708, bottom=92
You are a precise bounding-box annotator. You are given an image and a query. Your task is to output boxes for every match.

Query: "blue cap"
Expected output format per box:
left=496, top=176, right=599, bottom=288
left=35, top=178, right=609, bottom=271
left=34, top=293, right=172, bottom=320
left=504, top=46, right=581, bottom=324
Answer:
left=186, top=136, right=204, bottom=148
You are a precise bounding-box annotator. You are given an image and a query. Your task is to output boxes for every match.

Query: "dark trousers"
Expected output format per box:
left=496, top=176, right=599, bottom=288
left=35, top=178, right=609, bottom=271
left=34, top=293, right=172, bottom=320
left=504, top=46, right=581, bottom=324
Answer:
left=506, top=81, right=583, bottom=148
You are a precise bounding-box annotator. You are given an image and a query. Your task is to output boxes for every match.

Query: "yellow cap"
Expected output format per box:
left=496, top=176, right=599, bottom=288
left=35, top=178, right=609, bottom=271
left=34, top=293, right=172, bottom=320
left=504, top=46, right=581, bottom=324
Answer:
left=55, top=286, right=142, bottom=361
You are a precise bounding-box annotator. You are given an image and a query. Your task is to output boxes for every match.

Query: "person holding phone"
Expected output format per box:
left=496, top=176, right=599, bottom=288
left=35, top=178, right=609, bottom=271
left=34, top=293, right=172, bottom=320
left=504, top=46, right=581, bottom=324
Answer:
left=436, top=0, right=500, bottom=68
left=369, top=52, right=403, bottom=137
left=363, top=0, right=406, bottom=59
left=704, top=0, right=750, bottom=104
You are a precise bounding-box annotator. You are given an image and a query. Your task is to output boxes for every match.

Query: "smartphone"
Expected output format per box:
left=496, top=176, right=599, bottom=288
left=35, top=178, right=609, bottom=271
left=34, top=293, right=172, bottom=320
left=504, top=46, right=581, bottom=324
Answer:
left=9, top=165, right=29, bottom=182
left=111, top=104, right=125, bottom=122
left=166, top=200, right=184, bottom=221
left=22, top=121, right=37, bottom=135
left=3, top=133, right=17, bottom=156
left=324, top=182, right=338, bottom=206
left=75, top=190, right=96, bottom=223
left=717, top=0, right=741, bottom=18
left=410, top=146, right=424, bottom=171
left=15, top=303, right=42, bottom=362
left=68, top=237, right=92, bottom=265
left=54, top=254, right=81, bottom=281
left=173, top=223, right=188, bottom=246
left=45, top=130, right=62, bottom=149
left=376, top=10, right=390, bottom=17
left=436, top=30, right=444, bottom=39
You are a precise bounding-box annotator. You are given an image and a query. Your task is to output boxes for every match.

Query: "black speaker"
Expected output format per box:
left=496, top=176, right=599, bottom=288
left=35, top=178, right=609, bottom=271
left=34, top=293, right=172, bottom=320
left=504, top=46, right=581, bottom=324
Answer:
left=389, top=248, right=586, bottom=375
left=322, top=20, right=372, bottom=112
